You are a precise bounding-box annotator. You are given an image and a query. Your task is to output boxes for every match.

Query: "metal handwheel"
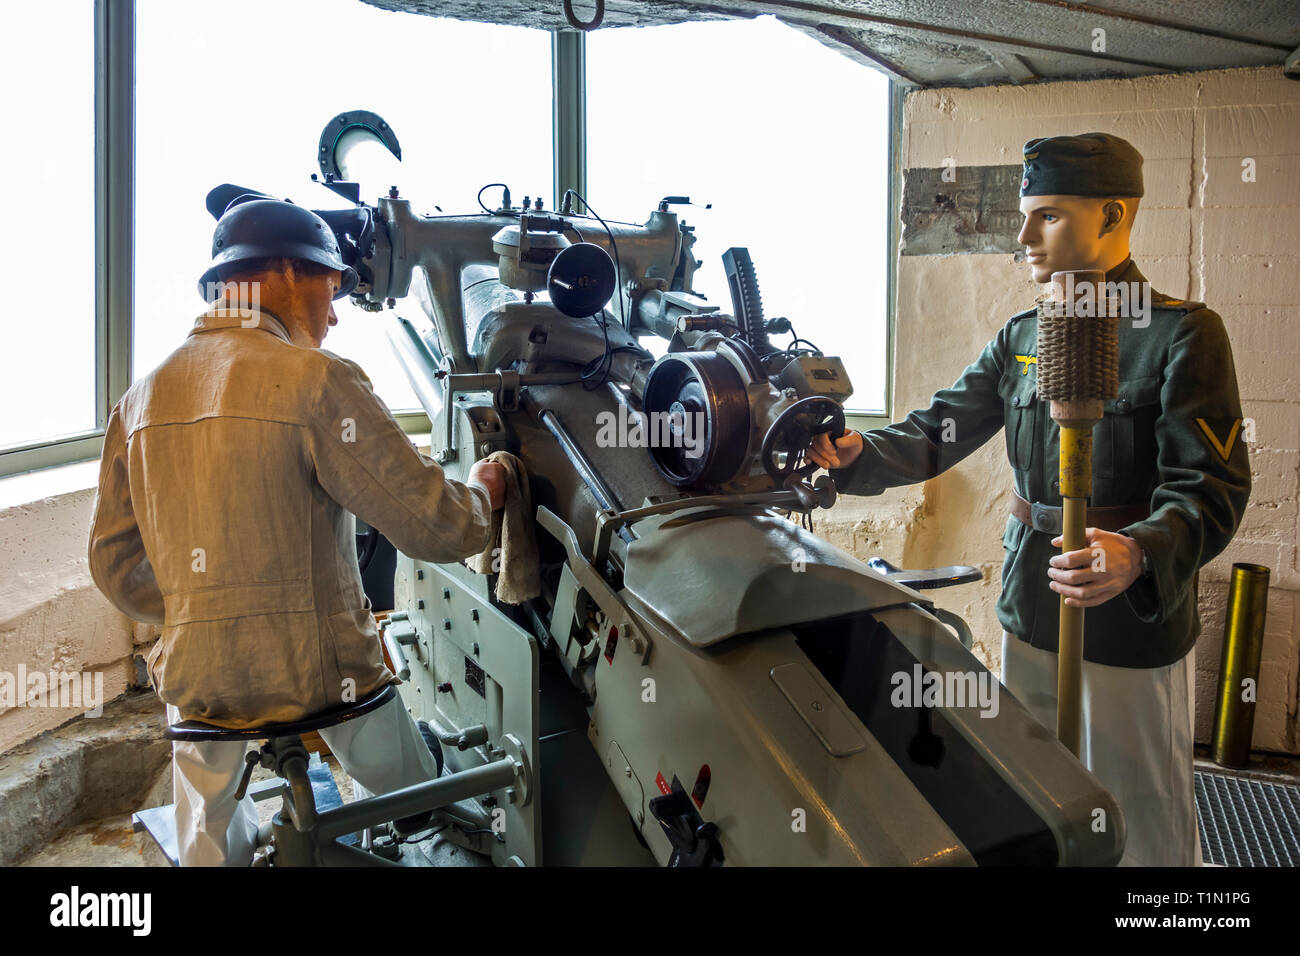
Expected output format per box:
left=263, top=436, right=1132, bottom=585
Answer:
left=760, top=396, right=846, bottom=483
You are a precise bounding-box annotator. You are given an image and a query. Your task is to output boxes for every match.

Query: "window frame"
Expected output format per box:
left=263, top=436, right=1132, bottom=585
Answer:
left=1, top=0, right=133, bottom=478
left=845, top=77, right=903, bottom=432
left=2, top=13, right=897, bottom=478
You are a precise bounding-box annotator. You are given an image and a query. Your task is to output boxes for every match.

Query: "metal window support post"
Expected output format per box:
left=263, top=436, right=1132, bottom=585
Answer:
left=552, top=29, right=586, bottom=214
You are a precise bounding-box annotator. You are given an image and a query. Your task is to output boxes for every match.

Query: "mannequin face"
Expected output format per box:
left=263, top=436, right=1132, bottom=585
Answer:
left=281, top=265, right=341, bottom=348
left=1017, top=195, right=1136, bottom=283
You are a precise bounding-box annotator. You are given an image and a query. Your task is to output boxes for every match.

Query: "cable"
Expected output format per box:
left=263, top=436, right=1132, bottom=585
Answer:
left=581, top=312, right=612, bottom=390
left=587, top=345, right=643, bottom=389
left=580, top=313, right=642, bottom=391
left=477, top=182, right=510, bottom=214
left=561, top=189, right=625, bottom=326
left=787, top=335, right=822, bottom=354
left=560, top=189, right=635, bottom=391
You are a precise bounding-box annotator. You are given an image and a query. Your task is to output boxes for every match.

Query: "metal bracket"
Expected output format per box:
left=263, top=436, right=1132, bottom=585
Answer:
left=536, top=505, right=634, bottom=640
left=537, top=506, right=622, bottom=611
left=495, top=370, right=521, bottom=411
left=502, top=732, right=532, bottom=807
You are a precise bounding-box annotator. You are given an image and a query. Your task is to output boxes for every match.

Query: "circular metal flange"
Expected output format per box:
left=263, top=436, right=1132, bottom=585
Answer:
left=317, top=109, right=402, bottom=182
left=641, top=350, right=751, bottom=487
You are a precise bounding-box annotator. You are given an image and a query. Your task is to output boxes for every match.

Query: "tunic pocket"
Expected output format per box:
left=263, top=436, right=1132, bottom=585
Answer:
left=997, top=371, right=1038, bottom=472
left=324, top=607, right=391, bottom=704
left=1001, top=515, right=1024, bottom=588
left=1094, top=374, right=1161, bottom=480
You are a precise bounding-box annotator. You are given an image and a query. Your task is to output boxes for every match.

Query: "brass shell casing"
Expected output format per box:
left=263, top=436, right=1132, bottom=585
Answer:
left=1211, top=563, right=1271, bottom=768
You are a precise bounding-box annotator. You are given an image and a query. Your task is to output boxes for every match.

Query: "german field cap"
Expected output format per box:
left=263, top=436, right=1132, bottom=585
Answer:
left=1020, top=132, right=1144, bottom=198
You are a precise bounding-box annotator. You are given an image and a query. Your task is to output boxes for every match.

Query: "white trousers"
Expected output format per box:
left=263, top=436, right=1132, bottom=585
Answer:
left=1000, top=632, right=1201, bottom=866
left=167, top=695, right=439, bottom=866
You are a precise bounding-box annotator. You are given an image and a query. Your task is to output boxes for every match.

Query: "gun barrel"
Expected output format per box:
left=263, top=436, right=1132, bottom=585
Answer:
left=387, top=315, right=446, bottom=422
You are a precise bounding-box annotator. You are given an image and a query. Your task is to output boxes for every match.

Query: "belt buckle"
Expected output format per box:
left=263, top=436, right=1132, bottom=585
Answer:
left=1030, top=501, right=1063, bottom=537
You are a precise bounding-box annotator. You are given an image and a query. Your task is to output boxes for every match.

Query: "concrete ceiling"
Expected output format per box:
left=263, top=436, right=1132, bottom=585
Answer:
left=363, top=0, right=1298, bottom=88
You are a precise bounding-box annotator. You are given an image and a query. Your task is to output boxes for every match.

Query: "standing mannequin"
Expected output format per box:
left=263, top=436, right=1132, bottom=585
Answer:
left=809, top=133, right=1251, bottom=865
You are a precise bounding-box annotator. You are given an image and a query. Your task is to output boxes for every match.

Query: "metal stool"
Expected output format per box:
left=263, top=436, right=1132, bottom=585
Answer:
left=163, top=685, right=529, bottom=866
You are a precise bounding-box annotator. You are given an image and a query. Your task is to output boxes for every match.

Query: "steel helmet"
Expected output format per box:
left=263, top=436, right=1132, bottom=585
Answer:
left=197, top=197, right=359, bottom=300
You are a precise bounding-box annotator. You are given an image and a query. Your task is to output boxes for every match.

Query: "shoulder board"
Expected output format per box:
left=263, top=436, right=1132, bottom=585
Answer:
left=1009, top=306, right=1038, bottom=322
left=1150, top=294, right=1208, bottom=312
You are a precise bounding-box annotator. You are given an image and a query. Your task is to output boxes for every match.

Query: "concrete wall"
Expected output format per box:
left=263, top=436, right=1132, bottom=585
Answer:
left=0, top=486, right=148, bottom=756
left=821, top=65, right=1299, bottom=755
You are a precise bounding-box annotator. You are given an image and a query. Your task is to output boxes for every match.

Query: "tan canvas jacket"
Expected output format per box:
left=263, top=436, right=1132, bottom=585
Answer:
left=88, top=305, right=493, bottom=729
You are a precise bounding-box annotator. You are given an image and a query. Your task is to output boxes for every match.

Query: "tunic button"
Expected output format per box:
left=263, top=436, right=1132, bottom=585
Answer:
left=1052, top=478, right=1060, bottom=493
left=1116, top=398, right=1131, bottom=413
left=1011, top=396, right=1021, bottom=408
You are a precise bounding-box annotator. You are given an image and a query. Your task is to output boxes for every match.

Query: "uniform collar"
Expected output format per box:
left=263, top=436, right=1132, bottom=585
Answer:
left=189, top=304, right=294, bottom=344
left=1106, top=255, right=1143, bottom=285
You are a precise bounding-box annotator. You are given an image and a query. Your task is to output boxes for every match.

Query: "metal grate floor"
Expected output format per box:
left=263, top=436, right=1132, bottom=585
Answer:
left=1196, top=769, right=1300, bottom=866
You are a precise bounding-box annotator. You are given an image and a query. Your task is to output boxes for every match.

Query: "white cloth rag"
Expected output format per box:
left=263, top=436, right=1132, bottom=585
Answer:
left=468, top=450, right=541, bottom=604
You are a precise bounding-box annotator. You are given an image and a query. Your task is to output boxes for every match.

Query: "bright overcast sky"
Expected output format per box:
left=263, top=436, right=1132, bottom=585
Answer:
left=1, top=1, right=889, bottom=451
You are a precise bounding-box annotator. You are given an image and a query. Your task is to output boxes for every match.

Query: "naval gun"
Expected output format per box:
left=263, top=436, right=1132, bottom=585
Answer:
left=205, top=111, right=1124, bottom=866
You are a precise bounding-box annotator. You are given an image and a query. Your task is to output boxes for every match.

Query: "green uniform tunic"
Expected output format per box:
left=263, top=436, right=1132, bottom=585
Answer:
left=831, top=257, right=1252, bottom=668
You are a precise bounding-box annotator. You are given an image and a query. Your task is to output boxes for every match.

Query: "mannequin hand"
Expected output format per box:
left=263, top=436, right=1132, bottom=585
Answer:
left=468, top=460, right=507, bottom=510
left=807, top=429, right=864, bottom=470
left=1047, top=527, right=1143, bottom=607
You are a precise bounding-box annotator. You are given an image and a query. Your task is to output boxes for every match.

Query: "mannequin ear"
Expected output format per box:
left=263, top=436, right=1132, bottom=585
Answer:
left=1100, top=199, right=1125, bottom=234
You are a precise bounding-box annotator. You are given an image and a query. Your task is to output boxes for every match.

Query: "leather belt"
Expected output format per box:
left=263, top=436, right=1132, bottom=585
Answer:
left=1010, top=490, right=1149, bottom=537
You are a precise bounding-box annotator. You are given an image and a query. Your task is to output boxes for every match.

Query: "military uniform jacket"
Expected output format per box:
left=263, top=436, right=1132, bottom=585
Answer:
left=831, top=258, right=1251, bottom=668
left=88, top=305, right=494, bottom=728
